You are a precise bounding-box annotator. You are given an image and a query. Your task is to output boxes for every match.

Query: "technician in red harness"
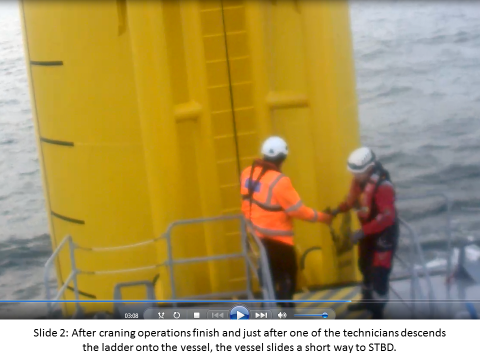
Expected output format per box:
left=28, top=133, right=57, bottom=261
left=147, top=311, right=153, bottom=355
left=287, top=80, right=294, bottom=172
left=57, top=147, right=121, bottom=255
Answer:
left=330, top=147, right=399, bottom=319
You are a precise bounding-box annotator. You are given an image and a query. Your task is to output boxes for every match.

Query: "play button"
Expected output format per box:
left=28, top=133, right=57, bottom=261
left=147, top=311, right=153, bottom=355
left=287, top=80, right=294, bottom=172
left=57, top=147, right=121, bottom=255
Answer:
left=230, top=306, right=249, bottom=320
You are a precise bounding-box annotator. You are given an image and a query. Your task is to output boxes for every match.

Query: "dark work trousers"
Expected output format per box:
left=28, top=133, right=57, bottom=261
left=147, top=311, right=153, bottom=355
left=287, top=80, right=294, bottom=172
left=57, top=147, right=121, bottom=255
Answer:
left=358, top=222, right=399, bottom=319
left=259, top=238, right=298, bottom=308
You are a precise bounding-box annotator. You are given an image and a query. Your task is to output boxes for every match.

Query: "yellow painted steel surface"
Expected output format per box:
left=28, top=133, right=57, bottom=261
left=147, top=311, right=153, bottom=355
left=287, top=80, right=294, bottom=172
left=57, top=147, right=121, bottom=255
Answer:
left=19, top=0, right=361, bottom=315
left=295, top=285, right=371, bottom=319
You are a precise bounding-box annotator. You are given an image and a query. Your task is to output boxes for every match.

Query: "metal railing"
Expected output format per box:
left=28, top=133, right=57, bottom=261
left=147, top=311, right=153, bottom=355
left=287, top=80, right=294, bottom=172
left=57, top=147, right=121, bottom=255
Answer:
left=397, top=192, right=453, bottom=281
left=44, top=235, right=82, bottom=318
left=159, top=215, right=276, bottom=304
left=395, top=192, right=453, bottom=317
left=43, top=215, right=276, bottom=318
left=395, top=217, right=436, bottom=318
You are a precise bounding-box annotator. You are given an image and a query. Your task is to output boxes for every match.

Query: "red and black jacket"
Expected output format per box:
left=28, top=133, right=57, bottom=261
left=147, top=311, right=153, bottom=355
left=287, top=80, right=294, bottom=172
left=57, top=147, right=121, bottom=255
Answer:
left=338, top=163, right=398, bottom=237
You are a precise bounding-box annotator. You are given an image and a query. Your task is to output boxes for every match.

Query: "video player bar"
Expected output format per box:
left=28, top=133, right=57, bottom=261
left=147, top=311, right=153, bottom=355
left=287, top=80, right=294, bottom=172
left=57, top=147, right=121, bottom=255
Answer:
left=142, top=307, right=336, bottom=320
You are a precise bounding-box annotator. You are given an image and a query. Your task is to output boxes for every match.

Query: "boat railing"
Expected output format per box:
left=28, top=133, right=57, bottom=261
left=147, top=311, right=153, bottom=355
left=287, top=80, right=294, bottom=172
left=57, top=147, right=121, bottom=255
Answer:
left=43, top=235, right=82, bottom=318
left=395, top=192, right=453, bottom=317
left=43, top=215, right=276, bottom=318
left=396, top=218, right=436, bottom=318
left=397, top=192, right=453, bottom=279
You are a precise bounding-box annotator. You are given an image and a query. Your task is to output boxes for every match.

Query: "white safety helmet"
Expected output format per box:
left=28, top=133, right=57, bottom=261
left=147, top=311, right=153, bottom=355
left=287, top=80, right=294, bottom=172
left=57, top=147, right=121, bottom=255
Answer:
left=347, top=147, right=376, bottom=174
left=261, top=136, right=289, bottom=158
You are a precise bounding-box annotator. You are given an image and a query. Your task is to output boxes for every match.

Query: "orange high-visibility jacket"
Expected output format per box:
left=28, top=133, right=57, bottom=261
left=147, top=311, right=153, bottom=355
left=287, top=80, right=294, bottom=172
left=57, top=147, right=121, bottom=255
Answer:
left=240, top=162, right=331, bottom=246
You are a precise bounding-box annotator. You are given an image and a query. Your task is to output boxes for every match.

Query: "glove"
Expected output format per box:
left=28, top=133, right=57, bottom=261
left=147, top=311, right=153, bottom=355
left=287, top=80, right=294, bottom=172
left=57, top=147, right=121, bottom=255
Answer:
left=323, top=207, right=340, bottom=218
left=350, top=229, right=364, bottom=245
left=330, top=208, right=341, bottom=217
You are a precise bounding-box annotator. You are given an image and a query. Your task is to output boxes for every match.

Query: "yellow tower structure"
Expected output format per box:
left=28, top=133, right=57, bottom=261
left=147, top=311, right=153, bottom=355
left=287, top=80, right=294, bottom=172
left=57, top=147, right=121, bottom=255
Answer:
left=19, top=0, right=361, bottom=316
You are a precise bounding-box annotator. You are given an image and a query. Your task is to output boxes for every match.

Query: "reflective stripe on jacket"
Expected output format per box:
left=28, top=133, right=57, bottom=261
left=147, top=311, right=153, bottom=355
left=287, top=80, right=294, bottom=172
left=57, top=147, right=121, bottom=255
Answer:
left=240, top=163, right=329, bottom=245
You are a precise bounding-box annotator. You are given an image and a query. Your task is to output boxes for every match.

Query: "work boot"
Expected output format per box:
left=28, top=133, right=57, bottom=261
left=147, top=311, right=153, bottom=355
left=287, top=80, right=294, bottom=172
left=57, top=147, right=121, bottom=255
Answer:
left=347, top=286, right=372, bottom=312
left=371, top=309, right=384, bottom=319
left=347, top=302, right=368, bottom=312
left=369, top=290, right=388, bottom=319
left=369, top=302, right=385, bottom=319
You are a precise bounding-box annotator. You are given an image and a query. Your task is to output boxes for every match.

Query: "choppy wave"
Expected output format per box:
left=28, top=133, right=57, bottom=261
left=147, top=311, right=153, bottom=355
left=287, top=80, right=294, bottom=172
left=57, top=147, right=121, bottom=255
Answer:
left=415, top=31, right=480, bottom=46
left=0, top=234, right=51, bottom=274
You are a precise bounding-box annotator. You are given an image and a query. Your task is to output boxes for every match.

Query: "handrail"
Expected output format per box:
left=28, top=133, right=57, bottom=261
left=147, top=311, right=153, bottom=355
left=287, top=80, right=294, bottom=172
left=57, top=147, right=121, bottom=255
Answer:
left=160, top=215, right=275, bottom=303
left=250, top=223, right=276, bottom=303
left=43, top=235, right=82, bottom=317
left=397, top=192, right=453, bottom=302
left=393, top=254, right=426, bottom=300
left=398, top=217, right=436, bottom=318
left=44, top=235, right=69, bottom=308
left=43, top=215, right=276, bottom=317
left=397, top=191, right=453, bottom=317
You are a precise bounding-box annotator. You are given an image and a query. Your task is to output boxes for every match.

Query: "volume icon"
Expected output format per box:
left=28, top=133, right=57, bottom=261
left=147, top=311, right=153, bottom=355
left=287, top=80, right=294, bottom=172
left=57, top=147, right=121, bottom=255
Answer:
left=278, top=312, right=287, bottom=319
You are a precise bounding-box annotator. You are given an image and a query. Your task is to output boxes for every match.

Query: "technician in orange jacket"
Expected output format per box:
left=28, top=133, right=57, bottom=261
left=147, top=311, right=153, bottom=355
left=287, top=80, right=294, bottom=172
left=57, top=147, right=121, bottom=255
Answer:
left=329, top=147, right=399, bottom=319
left=240, top=136, right=333, bottom=308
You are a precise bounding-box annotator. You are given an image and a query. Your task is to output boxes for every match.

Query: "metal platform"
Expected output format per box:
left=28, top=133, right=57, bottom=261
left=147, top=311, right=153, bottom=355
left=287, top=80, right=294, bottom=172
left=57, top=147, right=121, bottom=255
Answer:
left=295, top=275, right=480, bottom=319
left=295, top=285, right=371, bottom=319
